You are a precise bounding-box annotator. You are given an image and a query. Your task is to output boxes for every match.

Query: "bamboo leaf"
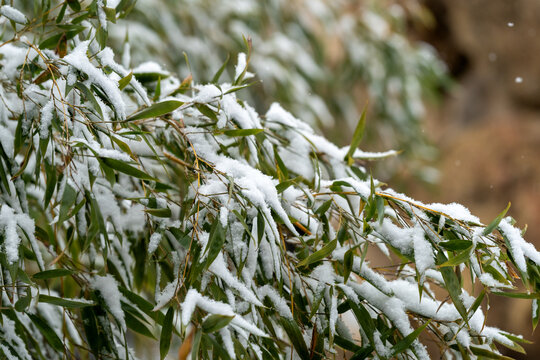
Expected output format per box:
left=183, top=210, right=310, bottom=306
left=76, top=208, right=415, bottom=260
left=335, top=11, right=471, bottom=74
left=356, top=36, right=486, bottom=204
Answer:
left=100, top=157, right=156, bottom=180
left=345, top=105, right=367, bottom=163
left=437, top=252, right=468, bottom=321
left=297, top=238, right=337, bottom=268
left=160, top=307, right=174, bottom=360
left=222, top=128, right=263, bottom=137
left=483, top=202, right=511, bottom=235
left=39, top=295, right=95, bottom=308
left=390, top=320, right=431, bottom=357
left=279, top=317, right=310, bottom=360
left=128, top=100, right=184, bottom=121
left=118, top=72, right=133, bottom=90
left=202, top=314, right=234, bottom=333
left=28, top=314, right=64, bottom=351
left=33, top=269, right=74, bottom=280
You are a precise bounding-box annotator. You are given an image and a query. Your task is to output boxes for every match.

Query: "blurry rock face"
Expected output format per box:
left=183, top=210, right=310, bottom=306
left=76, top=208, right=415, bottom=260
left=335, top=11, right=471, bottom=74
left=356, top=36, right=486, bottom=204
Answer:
left=416, top=0, right=540, bottom=358
left=432, top=0, right=540, bottom=111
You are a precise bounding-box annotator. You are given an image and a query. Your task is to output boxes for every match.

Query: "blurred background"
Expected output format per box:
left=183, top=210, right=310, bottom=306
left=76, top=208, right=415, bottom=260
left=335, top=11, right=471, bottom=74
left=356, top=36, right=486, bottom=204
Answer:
left=408, top=0, right=540, bottom=358
left=107, top=0, right=539, bottom=357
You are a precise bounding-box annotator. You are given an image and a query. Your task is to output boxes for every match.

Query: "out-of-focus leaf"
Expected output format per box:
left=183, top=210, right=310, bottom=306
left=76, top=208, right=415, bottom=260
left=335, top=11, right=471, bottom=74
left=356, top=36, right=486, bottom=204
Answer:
left=202, top=314, right=234, bottom=333
left=33, top=269, right=73, bottom=280
left=160, top=307, right=174, bottom=360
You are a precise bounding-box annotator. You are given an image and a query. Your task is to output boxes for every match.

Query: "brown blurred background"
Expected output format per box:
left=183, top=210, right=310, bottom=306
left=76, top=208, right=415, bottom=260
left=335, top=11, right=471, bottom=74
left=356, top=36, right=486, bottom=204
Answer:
left=407, top=0, right=540, bottom=357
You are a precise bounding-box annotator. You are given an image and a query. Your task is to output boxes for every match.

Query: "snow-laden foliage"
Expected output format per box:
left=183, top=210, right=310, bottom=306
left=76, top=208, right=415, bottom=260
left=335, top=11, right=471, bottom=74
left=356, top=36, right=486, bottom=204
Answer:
left=0, top=1, right=538, bottom=359
left=103, top=0, right=447, bottom=167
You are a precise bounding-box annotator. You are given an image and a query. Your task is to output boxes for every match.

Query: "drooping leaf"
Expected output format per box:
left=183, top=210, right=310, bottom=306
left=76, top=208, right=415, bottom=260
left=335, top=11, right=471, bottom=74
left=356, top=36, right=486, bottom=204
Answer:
left=160, top=307, right=174, bottom=360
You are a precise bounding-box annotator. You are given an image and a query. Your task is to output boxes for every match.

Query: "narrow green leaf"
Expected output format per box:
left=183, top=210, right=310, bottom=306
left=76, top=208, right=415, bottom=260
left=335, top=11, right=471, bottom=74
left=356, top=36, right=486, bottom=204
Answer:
left=125, top=311, right=155, bottom=338
left=390, top=320, right=431, bottom=357
left=128, top=100, right=184, bottom=121
left=467, top=289, right=485, bottom=319
left=483, top=202, right=511, bottom=235
left=345, top=105, right=367, bottom=162
left=100, top=157, right=156, bottom=180
left=195, top=103, right=218, bottom=122
left=145, top=207, right=172, bottom=218
left=491, top=291, right=540, bottom=299
left=222, top=128, right=263, bottom=137
left=298, top=239, right=337, bottom=268
left=205, top=221, right=226, bottom=267
left=315, top=199, right=333, bottom=216
left=160, top=307, right=174, bottom=360
left=470, top=346, right=513, bottom=359
left=211, top=54, right=230, bottom=84
left=438, top=246, right=473, bottom=267
left=348, top=301, right=375, bottom=343
left=439, top=240, right=473, bottom=251
left=28, top=314, right=64, bottom=351
left=279, top=317, right=310, bottom=360
left=437, top=252, right=468, bottom=321
left=66, top=0, right=81, bottom=12
left=202, top=314, right=234, bottom=333
left=39, top=295, right=94, bottom=308
left=118, top=72, right=133, bottom=90
left=33, top=268, right=74, bottom=280
left=343, top=249, right=354, bottom=283
left=334, top=335, right=362, bottom=353
left=58, top=184, right=77, bottom=223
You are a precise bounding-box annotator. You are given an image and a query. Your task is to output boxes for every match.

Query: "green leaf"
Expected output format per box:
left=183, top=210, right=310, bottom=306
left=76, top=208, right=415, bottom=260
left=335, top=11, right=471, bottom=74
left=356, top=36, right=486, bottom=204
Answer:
left=297, top=239, right=337, bottom=268
left=438, top=246, right=473, bottom=267
left=222, top=128, right=263, bottom=137
left=100, top=157, right=156, bottom=180
left=28, top=314, right=64, bottom=351
left=491, top=291, right=540, bottom=299
left=125, top=311, right=155, bottom=338
left=483, top=202, right=511, bottom=235
left=39, top=295, right=94, bottom=308
left=334, top=335, right=362, bottom=353
left=58, top=184, right=77, bottom=223
left=439, top=240, right=473, bottom=251
left=33, top=269, right=74, bottom=280
left=145, top=207, right=172, bottom=218
left=211, top=54, right=230, bottom=84
left=437, top=252, right=468, bottom=321
left=279, top=317, right=310, bottom=360
left=195, top=104, right=218, bottom=122
left=348, top=300, right=375, bottom=344
left=467, top=289, right=485, bottom=319
left=128, top=100, right=184, bottom=121
left=343, top=249, right=354, bottom=283
left=202, top=314, right=234, bottom=333
left=470, top=346, right=513, bottom=359
left=315, top=199, right=333, bottom=216
left=66, top=0, right=81, bottom=12
left=118, top=71, right=133, bottom=90
left=345, top=105, right=367, bottom=163
left=160, top=307, right=174, bottom=360
left=119, top=287, right=165, bottom=324
left=390, top=320, right=431, bottom=357
left=205, top=221, right=226, bottom=267
left=15, top=292, right=31, bottom=311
